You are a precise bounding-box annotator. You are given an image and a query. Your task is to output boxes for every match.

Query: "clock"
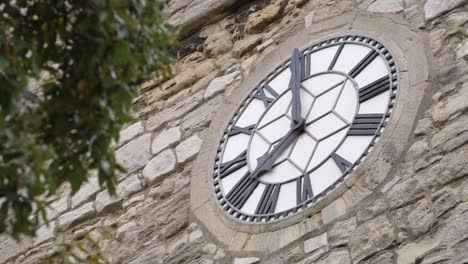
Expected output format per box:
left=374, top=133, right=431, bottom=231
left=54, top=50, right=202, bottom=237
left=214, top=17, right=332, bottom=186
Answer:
left=212, top=35, right=398, bottom=223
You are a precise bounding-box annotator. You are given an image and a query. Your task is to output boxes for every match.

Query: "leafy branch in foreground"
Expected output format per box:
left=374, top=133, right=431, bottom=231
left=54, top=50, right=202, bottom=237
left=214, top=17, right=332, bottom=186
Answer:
left=0, top=0, right=178, bottom=238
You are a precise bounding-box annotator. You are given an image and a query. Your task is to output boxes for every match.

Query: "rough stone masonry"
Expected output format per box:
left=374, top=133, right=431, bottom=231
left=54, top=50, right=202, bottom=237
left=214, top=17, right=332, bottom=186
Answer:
left=1, top=0, right=468, bottom=263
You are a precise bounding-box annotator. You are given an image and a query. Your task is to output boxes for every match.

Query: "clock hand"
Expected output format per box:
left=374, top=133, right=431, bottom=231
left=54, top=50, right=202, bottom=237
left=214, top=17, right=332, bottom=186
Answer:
left=291, top=48, right=302, bottom=127
left=252, top=118, right=305, bottom=178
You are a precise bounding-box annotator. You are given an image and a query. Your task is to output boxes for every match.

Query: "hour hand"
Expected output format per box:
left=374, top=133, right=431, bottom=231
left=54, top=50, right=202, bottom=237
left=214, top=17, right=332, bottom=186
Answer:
left=291, top=48, right=302, bottom=126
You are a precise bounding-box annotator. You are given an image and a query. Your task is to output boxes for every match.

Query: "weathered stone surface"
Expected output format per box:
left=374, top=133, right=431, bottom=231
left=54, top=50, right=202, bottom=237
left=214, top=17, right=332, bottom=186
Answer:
left=175, top=135, right=203, bottom=163
left=0, top=236, right=33, bottom=263
left=304, top=233, right=328, bottom=253
left=397, top=237, right=438, bottom=264
left=322, top=197, right=348, bottom=224
left=313, top=0, right=354, bottom=22
left=367, top=252, right=395, bottom=264
left=328, top=217, right=357, bottom=247
left=142, top=149, right=177, bottom=185
left=414, top=118, right=434, bottom=136
left=386, top=178, right=424, bottom=208
left=146, top=91, right=203, bottom=131
left=119, top=122, right=144, bottom=147
left=367, top=0, right=404, bottom=13
left=33, top=222, right=55, bottom=245
left=46, top=196, right=68, bottom=220
left=205, top=31, right=233, bottom=56
left=181, top=96, right=223, bottom=135
left=180, top=0, right=241, bottom=35
left=58, top=202, right=95, bottom=231
left=245, top=0, right=286, bottom=34
left=357, top=198, right=386, bottom=222
left=71, top=176, right=100, bottom=208
left=424, top=0, right=466, bottom=21
left=204, top=71, right=240, bottom=100
left=316, top=249, right=351, bottom=264
left=457, top=40, right=468, bottom=60
left=432, top=192, right=458, bottom=217
left=189, top=229, right=203, bottom=242
left=437, top=202, right=468, bottom=247
left=116, top=133, right=151, bottom=174
left=407, top=199, right=435, bottom=236
left=431, top=115, right=468, bottom=149
left=152, top=127, right=182, bottom=155
left=349, top=215, right=396, bottom=262
left=257, top=39, right=274, bottom=53
left=431, top=84, right=468, bottom=122
left=95, top=175, right=142, bottom=213
left=233, top=257, right=261, bottom=264
left=233, top=35, right=264, bottom=57
left=424, top=152, right=468, bottom=189
left=406, top=140, right=430, bottom=160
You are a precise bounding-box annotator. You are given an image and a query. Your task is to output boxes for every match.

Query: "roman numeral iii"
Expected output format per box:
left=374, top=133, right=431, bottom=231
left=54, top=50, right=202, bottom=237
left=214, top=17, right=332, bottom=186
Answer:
left=348, top=114, right=384, bottom=136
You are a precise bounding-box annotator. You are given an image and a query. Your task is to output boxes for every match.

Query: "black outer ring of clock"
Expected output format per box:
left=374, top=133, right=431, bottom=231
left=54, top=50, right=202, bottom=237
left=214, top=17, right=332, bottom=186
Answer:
left=211, top=34, right=399, bottom=223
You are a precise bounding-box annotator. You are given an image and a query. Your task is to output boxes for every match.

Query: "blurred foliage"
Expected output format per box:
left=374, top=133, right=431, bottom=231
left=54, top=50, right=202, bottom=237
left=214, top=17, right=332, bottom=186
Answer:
left=0, top=0, right=177, bottom=239
left=48, top=230, right=113, bottom=264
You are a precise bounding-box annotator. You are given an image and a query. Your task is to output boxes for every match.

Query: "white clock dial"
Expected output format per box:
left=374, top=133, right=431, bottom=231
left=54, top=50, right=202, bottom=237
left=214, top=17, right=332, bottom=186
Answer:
left=213, top=35, right=398, bottom=223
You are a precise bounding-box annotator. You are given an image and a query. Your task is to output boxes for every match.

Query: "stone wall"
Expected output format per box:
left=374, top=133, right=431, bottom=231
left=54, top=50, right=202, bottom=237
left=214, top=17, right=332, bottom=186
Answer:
left=1, top=0, right=468, bottom=263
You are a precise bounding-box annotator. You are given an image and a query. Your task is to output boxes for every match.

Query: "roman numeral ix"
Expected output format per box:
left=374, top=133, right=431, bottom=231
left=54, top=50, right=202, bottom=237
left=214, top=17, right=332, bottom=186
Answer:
left=348, top=114, right=384, bottom=136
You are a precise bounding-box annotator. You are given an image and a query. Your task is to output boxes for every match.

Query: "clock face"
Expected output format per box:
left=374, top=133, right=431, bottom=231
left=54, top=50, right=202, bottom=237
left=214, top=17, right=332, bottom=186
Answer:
left=212, top=35, right=398, bottom=223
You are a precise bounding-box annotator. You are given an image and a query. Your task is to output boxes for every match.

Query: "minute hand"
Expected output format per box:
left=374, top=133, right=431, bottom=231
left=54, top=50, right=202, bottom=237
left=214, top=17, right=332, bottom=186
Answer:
left=291, top=48, right=302, bottom=126
left=252, top=119, right=305, bottom=178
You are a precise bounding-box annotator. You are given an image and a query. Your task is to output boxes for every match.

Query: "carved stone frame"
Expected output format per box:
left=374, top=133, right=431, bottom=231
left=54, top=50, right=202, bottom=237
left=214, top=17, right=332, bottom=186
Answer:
left=190, top=12, right=429, bottom=254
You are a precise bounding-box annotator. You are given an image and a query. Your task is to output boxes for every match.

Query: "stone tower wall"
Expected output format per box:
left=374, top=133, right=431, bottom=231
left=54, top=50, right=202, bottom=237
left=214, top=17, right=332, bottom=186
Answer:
left=1, top=0, right=468, bottom=263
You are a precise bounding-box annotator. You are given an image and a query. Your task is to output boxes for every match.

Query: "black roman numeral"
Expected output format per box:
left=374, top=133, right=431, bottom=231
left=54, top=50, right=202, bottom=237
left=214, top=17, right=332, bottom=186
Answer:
left=331, top=153, right=352, bottom=173
left=296, top=174, right=313, bottom=205
left=254, top=83, right=278, bottom=108
left=228, top=125, right=255, bottom=136
left=219, top=150, right=247, bottom=179
left=301, top=52, right=310, bottom=80
left=349, top=50, right=379, bottom=78
left=358, top=76, right=391, bottom=103
left=348, top=114, right=384, bottom=136
left=255, top=184, right=280, bottom=215
left=225, top=172, right=259, bottom=209
left=328, top=43, right=344, bottom=71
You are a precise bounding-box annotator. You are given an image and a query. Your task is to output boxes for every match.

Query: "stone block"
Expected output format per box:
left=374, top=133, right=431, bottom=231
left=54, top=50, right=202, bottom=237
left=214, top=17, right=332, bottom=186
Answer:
left=95, top=175, right=142, bottom=213
left=245, top=0, right=285, bottom=34
left=430, top=84, right=468, bottom=123
left=204, top=71, right=240, bottom=100
left=349, top=215, right=396, bottom=262
left=46, top=196, right=68, bottom=221
left=233, top=257, right=261, bottom=264
left=116, top=133, right=151, bottom=174
left=58, top=202, right=95, bottom=231
left=367, top=0, right=404, bottom=13
left=146, top=91, right=203, bottom=131
left=397, top=237, right=438, bottom=264
left=142, top=149, right=176, bottom=185
left=181, top=96, right=224, bottom=135
left=407, top=199, right=435, bottom=236
left=304, top=233, right=328, bottom=253
left=33, top=222, right=55, bottom=245
left=205, top=30, right=233, bottom=57
left=321, top=197, right=348, bottom=224
left=328, top=217, right=356, bottom=247
left=233, top=35, right=264, bottom=58
left=151, top=126, right=181, bottom=155
left=316, top=249, right=351, bottom=264
left=431, top=115, right=468, bottom=149
left=71, top=176, right=100, bottom=208
left=175, top=135, right=203, bottom=163
left=118, top=121, right=144, bottom=147
left=424, top=0, right=466, bottom=21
